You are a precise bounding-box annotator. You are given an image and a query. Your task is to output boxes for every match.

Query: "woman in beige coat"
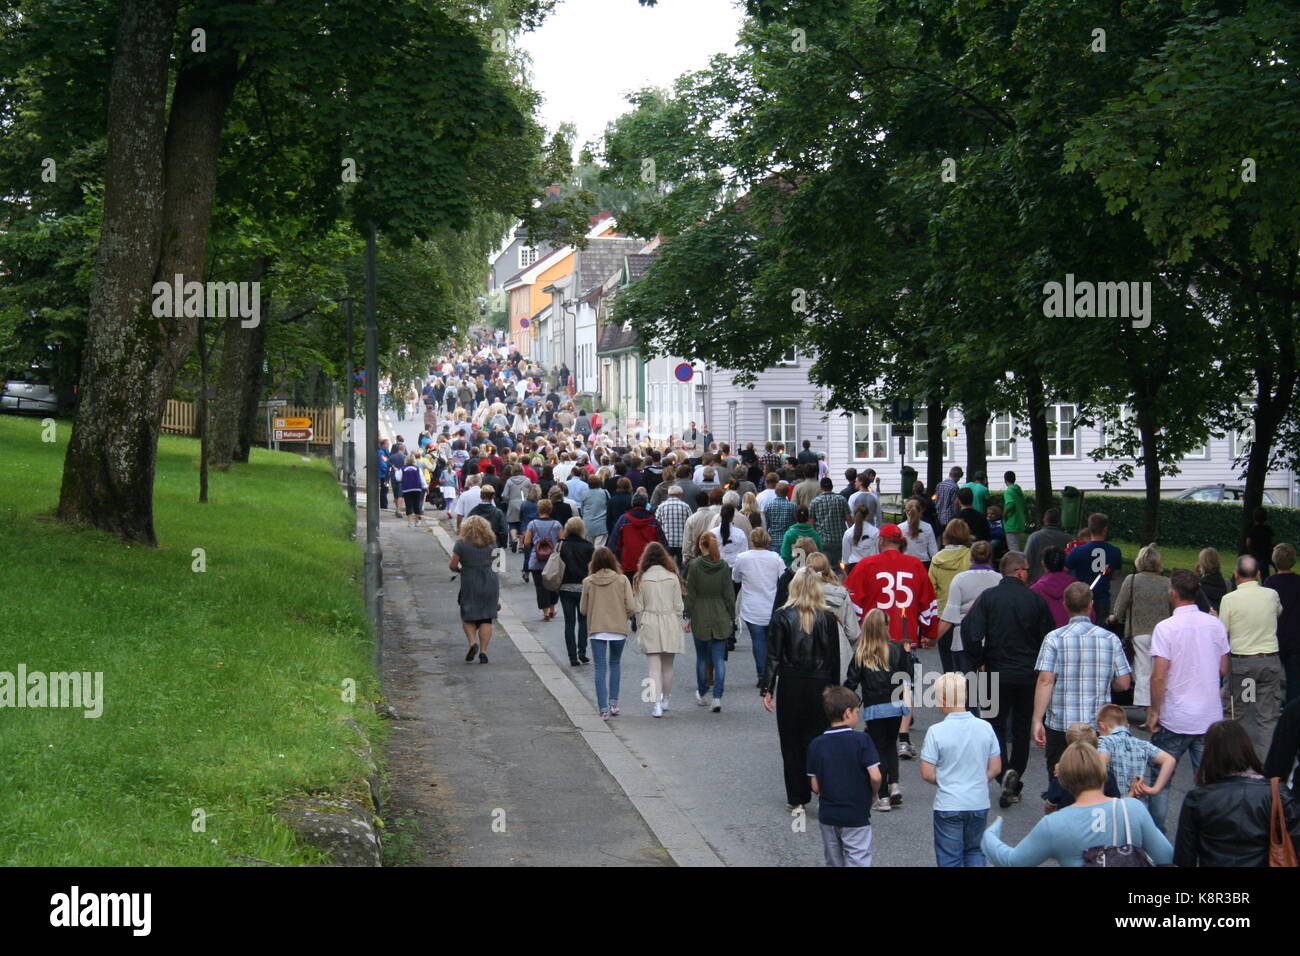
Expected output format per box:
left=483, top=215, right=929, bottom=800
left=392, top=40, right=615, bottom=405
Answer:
left=1109, top=544, right=1171, bottom=711
left=580, top=547, right=636, bottom=719
left=633, top=542, right=686, bottom=718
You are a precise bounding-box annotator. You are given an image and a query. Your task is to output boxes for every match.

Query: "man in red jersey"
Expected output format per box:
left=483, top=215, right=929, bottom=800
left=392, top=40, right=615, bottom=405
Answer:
left=846, top=523, right=938, bottom=759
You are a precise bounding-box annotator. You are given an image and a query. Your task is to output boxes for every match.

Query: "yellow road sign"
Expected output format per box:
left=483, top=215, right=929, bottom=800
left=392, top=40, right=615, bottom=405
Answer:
left=273, top=416, right=312, bottom=429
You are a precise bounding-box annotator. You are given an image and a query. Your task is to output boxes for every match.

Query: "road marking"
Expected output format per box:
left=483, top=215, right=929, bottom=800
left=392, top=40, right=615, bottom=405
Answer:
left=429, top=523, right=723, bottom=867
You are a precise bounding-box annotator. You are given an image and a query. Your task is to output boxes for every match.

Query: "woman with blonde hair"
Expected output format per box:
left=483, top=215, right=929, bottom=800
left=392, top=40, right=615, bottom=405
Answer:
left=844, top=608, right=912, bottom=810
left=1109, top=543, right=1170, bottom=712
left=448, top=515, right=499, bottom=664
left=740, top=491, right=763, bottom=531
left=762, top=567, right=841, bottom=809
left=1194, top=547, right=1228, bottom=613
left=805, top=552, right=857, bottom=682
left=633, top=542, right=686, bottom=718
left=581, top=547, right=636, bottom=719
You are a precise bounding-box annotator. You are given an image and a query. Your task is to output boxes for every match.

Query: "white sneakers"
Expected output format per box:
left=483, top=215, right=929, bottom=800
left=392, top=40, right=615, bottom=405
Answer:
left=695, top=692, right=709, bottom=707
left=661, top=695, right=670, bottom=713
left=652, top=700, right=663, bottom=718
left=710, top=698, right=722, bottom=712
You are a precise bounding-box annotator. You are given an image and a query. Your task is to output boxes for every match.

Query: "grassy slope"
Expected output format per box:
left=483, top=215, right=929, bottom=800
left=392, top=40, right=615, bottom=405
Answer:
left=0, top=416, right=381, bottom=865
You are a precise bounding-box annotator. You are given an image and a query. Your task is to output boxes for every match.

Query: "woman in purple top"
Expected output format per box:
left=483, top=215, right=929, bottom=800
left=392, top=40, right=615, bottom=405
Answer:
left=1032, top=547, right=1094, bottom=629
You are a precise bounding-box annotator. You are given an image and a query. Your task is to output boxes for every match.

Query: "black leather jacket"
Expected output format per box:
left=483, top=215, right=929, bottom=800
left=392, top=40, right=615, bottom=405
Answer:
left=761, top=607, right=840, bottom=694
left=1173, top=775, right=1300, bottom=867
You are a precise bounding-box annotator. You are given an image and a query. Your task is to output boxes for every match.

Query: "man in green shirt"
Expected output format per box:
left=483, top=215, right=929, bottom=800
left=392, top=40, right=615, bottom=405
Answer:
left=965, top=471, right=990, bottom=516
left=1002, top=471, right=1028, bottom=552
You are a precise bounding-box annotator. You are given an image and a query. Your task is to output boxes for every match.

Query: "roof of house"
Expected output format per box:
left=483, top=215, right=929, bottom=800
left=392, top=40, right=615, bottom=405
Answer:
left=597, top=321, right=639, bottom=354
left=623, top=252, right=657, bottom=284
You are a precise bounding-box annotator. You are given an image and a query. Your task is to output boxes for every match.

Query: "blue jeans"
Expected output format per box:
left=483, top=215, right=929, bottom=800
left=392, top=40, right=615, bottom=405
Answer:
left=746, top=621, right=769, bottom=683
left=590, top=638, right=625, bottom=713
left=933, top=810, right=988, bottom=867
left=695, top=638, right=727, bottom=699
left=1148, top=728, right=1205, bottom=833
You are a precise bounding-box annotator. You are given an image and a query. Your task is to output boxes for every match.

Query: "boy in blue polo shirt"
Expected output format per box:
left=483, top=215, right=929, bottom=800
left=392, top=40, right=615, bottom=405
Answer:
left=920, top=673, right=1002, bottom=866
left=807, top=686, right=882, bottom=867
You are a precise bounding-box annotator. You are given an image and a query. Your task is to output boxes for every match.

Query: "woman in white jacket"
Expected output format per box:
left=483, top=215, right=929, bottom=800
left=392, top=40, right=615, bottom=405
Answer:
left=633, top=542, right=686, bottom=718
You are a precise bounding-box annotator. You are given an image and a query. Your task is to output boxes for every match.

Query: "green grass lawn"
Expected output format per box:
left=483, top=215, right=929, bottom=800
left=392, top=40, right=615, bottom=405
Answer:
left=0, top=415, right=381, bottom=865
left=1113, top=540, right=1233, bottom=574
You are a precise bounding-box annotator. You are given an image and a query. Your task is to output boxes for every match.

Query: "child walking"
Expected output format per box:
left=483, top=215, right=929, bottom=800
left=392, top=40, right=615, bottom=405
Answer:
left=843, top=608, right=912, bottom=811
left=920, top=673, right=1002, bottom=866
left=807, top=686, right=882, bottom=867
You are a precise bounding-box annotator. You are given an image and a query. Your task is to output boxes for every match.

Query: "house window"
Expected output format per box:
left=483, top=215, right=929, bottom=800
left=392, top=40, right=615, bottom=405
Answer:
left=852, top=410, right=889, bottom=461
left=519, top=245, right=538, bottom=268
left=913, top=408, right=956, bottom=461
left=776, top=348, right=798, bottom=366
left=1048, top=403, right=1077, bottom=457
left=768, top=405, right=798, bottom=448
left=985, top=412, right=1015, bottom=459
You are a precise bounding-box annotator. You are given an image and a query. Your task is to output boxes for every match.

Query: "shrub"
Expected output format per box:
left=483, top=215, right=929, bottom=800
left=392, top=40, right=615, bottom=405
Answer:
left=985, top=491, right=1300, bottom=549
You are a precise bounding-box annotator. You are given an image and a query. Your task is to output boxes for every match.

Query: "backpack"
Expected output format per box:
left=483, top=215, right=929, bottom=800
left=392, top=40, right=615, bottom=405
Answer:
left=533, top=530, right=556, bottom=563
left=1082, top=799, right=1155, bottom=867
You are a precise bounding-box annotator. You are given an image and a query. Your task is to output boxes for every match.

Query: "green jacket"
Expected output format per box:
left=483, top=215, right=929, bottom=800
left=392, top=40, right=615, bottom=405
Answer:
left=684, top=557, right=736, bottom=641
left=1003, top=483, right=1028, bottom=533
left=780, top=523, right=823, bottom=566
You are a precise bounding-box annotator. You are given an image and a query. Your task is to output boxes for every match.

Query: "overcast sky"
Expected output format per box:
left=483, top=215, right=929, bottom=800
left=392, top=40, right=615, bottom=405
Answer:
left=520, top=0, right=746, bottom=151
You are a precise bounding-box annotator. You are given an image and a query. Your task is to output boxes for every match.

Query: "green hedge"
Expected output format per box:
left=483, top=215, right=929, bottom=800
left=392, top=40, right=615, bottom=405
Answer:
left=983, top=491, right=1300, bottom=549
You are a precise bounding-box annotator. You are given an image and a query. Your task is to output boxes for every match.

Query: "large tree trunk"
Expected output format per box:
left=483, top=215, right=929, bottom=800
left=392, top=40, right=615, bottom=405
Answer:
left=1239, top=296, right=1296, bottom=548
left=57, top=33, right=240, bottom=543
left=1024, top=369, right=1056, bottom=522
left=963, top=407, right=988, bottom=483
left=1135, top=400, right=1161, bottom=545
left=925, top=398, right=946, bottom=492
left=56, top=0, right=178, bottom=542
left=210, top=256, right=271, bottom=468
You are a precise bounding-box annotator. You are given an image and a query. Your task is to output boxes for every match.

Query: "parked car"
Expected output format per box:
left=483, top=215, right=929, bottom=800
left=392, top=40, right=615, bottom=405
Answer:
left=1174, top=484, right=1281, bottom=506
left=1, top=372, right=58, bottom=415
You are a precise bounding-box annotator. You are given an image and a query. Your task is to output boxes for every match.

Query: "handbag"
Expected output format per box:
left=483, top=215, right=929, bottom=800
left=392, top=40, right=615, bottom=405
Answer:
left=1270, top=777, right=1298, bottom=867
left=1082, top=799, right=1155, bottom=867
left=541, top=538, right=565, bottom=592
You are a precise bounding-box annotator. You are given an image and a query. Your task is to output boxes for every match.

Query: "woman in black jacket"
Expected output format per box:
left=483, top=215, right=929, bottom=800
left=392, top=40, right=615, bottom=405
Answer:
left=557, top=517, right=596, bottom=666
left=845, top=608, right=912, bottom=810
left=1174, top=719, right=1300, bottom=866
left=762, top=568, right=841, bottom=810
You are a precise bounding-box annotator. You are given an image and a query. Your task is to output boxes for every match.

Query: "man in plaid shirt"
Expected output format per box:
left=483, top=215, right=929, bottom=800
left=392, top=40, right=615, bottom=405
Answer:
left=810, top=478, right=851, bottom=568
left=758, top=441, right=782, bottom=476
left=762, top=481, right=796, bottom=553
left=1031, top=580, right=1132, bottom=794
left=654, top=485, right=692, bottom=567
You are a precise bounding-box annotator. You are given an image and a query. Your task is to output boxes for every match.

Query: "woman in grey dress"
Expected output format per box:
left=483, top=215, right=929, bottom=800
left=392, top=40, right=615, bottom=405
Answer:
left=449, top=515, right=500, bottom=664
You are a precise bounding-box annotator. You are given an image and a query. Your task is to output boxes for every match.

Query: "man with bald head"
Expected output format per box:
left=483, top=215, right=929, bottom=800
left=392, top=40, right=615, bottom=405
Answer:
left=1220, top=553, right=1284, bottom=756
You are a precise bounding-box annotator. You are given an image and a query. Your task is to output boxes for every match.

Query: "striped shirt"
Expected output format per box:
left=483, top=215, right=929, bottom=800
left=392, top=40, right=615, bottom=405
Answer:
left=763, top=497, right=796, bottom=552
left=654, top=497, right=692, bottom=549
left=810, top=492, right=850, bottom=560
left=1098, top=727, right=1164, bottom=791
left=1034, top=616, right=1132, bottom=731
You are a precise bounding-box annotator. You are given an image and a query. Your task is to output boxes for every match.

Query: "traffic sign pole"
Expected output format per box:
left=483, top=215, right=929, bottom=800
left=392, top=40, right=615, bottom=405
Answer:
left=363, top=222, right=383, bottom=670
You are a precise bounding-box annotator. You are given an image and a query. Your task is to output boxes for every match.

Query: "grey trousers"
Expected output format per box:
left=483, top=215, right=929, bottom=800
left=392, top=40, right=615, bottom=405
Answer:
left=1229, top=653, right=1284, bottom=757
left=820, top=822, right=873, bottom=867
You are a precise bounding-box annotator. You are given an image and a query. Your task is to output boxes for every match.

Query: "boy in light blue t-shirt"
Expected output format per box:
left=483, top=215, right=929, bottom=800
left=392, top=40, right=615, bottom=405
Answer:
left=920, top=673, right=1002, bottom=867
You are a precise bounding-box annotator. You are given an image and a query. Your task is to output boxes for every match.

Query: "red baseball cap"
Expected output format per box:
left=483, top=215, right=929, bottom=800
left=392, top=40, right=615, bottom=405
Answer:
left=879, top=523, right=904, bottom=541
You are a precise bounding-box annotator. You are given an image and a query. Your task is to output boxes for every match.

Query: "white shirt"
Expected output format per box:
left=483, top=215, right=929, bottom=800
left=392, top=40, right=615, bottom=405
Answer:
left=756, top=488, right=777, bottom=510
left=841, top=524, right=880, bottom=565
left=453, top=486, right=482, bottom=519
left=731, top=548, right=787, bottom=626
left=901, top=521, right=939, bottom=564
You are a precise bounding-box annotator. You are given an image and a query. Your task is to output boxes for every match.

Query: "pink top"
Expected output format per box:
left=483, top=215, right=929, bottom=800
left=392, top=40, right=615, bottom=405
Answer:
left=1150, top=605, right=1230, bottom=736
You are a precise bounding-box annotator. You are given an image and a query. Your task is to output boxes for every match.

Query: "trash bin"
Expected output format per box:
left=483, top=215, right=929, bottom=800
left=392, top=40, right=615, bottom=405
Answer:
left=900, top=465, right=918, bottom=499
left=1060, top=486, right=1084, bottom=533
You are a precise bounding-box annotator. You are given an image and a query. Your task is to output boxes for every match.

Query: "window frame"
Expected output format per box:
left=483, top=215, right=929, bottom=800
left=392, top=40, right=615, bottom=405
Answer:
left=1047, top=402, right=1079, bottom=459
left=985, top=411, right=1016, bottom=460
left=767, top=404, right=799, bottom=450
left=850, top=409, right=890, bottom=463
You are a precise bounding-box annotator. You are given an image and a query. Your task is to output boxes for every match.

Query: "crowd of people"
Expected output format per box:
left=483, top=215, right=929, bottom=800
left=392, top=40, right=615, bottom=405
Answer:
left=377, top=337, right=1300, bottom=868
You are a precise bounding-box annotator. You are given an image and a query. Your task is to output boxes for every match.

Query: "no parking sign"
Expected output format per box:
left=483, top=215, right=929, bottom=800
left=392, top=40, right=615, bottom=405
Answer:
left=674, top=362, right=694, bottom=382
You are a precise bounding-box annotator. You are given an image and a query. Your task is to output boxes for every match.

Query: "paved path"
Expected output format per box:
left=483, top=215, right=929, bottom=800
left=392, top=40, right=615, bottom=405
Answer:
left=373, top=409, right=1194, bottom=866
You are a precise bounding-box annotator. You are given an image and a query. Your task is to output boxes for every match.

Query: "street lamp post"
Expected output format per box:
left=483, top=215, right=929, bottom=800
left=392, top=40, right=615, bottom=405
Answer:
left=343, top=296, right=357, bottom=510
left=363, top=224, right=383, bottom=669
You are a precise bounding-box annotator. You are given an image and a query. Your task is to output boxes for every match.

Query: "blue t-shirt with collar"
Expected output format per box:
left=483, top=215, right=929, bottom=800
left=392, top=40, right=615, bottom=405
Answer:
left=807, top=727, right=881, bottom=828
